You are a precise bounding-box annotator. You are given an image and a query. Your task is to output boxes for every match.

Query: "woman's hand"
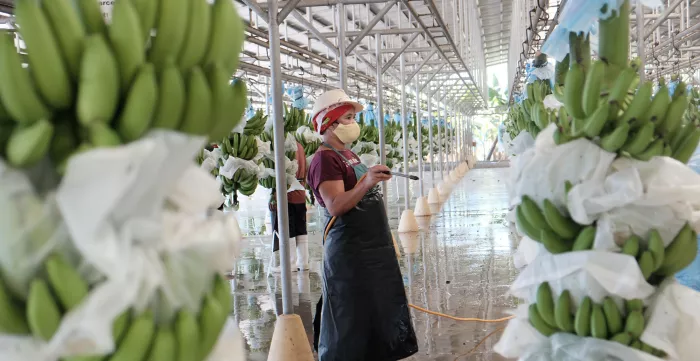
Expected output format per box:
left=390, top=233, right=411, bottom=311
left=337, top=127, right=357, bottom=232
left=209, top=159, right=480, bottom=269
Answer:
left=361, top=165, right=392, bottom=188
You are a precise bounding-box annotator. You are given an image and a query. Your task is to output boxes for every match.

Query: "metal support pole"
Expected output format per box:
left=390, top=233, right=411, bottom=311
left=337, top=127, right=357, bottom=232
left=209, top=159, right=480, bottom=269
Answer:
left=376, top=35, right=387, bottom=209
left=337, top=3, right=347, bottom=90
left=438, top=88, right=444, bottom=180
left=268, top=0, right=293, bottom=315
left=414, top=75, right=424, bottom=197
left=635, top=3, right=646, bottom=81
left=345, top=0, right=398, bottom=55
left=427, top=94, right=435, bottom=184
left=400, top=55, right=410, bottom=210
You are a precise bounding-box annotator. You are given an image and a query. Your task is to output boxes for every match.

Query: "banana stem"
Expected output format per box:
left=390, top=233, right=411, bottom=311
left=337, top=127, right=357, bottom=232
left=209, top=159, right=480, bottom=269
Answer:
left=599, top=0, right=630, bottom=74
left=568, top=32, right=591, bottom=73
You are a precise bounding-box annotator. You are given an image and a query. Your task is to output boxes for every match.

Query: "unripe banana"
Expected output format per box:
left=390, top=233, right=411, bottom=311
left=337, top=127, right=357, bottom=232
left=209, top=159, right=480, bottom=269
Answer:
left=599, top=122, right=630, bottom=152
left=151, top=58, right=186, bottom=130
left=574, top=296, right=592, bottom=337
left=625, top=298, right=644, bottom=312
left=583, top=102, right=611, bottom=138
left=108, top=0, right=146, bottom=90
left=175, top=309, right=199, bottom=361
left=625, top=310, right=645, bottom=338
left=0, top=271, right=29, bottom=335
left=657, top=223, right=698, bottom=276
left=528, top=304, right=556, bottom=337
left=554, top=290, right=574, bottom=332
left=643, top=84, right=670, bottom=124
left=536, top=282, right=557, bottom=328
left=198, top=294, right=227, bottom=360
left=145, top=324, right=176, bottom=361
left=648, top=229, right=665, bottom=272
left=635, top=139, right=664, bottom=161
left=203, top=0, right=237, bottom=68
left=43, top=0, right=87, bottom=78
left=621, top=235, right=641, bottom=257
left=620, top=81, right=654, bottom=124
left=541, top=229, right=573, bottom=254
left=572, top=226, right=595, bottom=251
left=622, top=121, right=655, bottom=155
left=45, top=253, right=89, bottom=311
left=564, top=63, right=586, bottom=119
left=76, top=0, right=107, bottom=34
left=660, top=93, right=689, bottom=136
left=520, top=195, right=551, bottom=232
left=206, top=64, right=235, bottom=140
left=116, top=63, right=158, bottom=142
left=0, top=35, right=50, bottom=124
left=225, top=9, right=246, bottom=74
left=149, top=0, right=188, bottom=68
left=27, top=279, right=61, bottom=341
left=88, top=123, right=123, bottom=147
left=178, top=0, right=211, bottom=70
left=213, top=274, right=233, bottom=315
left=672, top=127, right=700, bottom=163
left=590, top=304, right=608, bottom=339
left=107, top=310, right=156, bottom=361
left=608, top=67, right=637, bottom=107
left=582, top=60, right=606, bottom=116
left=6, top=119, right=54, bottom=168
left=78, top=35, right=121, bottom=126
left=179, top=67, right=213, bottom=136
left=602, top=297, right=623, bottom=334
left=131, top=0, right=158, bottom=41
left=610, top=332, right=633, bottom=346
left=637, top=250, right=654, bottom=280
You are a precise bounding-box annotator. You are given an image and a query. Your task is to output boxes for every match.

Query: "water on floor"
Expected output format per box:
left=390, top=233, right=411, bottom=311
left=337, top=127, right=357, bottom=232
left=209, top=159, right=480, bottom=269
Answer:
left=229, top=166, right=520, bottom=360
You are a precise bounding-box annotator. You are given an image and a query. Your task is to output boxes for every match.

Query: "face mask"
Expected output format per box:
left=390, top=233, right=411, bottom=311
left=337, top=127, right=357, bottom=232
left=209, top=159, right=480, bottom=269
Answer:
left=333, top=122, right=361, bottom=144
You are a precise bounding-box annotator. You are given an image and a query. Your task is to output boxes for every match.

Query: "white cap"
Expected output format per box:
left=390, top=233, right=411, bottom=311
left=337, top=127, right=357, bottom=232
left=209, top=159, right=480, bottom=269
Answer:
left=310, top=88, right=364, bottom=126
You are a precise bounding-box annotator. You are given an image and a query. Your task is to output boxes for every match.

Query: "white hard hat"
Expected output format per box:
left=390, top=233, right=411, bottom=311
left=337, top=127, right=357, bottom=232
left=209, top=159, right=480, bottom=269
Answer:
left=310, top=88, right=364, bottom=122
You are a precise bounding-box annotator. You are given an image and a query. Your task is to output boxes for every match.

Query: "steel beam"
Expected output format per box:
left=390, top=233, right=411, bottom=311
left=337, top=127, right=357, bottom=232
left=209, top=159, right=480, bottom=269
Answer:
left=320, top=27, right=422, bottom=37
left=241, top=0, right=269, bottom=20
left=289, top=11, right=340, bottom=56
left=643, top=0, right=684, bottom=40
left=414, top=75, right=424, bottom=197
left=277, top=0, right=302, bottom=22
left=259, top=0, right=390, bottom=8
left=400, top=54, right=410, bottom=209
left=355, top=46, right=438, bottom=55
left=345, top=0, right=398, bottom=55
left=337, top=3, right=347, bottom=89
left=267, top=0, right=293, bottom=315
left=418, top=63, right=446, bottom=92
left=636, top=2, right=645, bottom=81
left=376, top=35, right=387, bottom=209
left=405, top=49, right=439, bottom=83
left=381, top=32, right=421, bottom=73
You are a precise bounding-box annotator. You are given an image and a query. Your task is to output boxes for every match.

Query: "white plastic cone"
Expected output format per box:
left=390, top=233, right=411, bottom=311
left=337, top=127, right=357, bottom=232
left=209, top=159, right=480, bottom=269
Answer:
left=438, top=182, right=451, bottom=195
left=398, top=209, right=419, bottom=233
left=416, top=215, right=431, bottom=230
left=398, top=232, right=420, bottom=254
left=267, top=314, right=315, bottom=361
left=414, top=196, right=431, bottom=217
left=428, top=187, right=440, bottom=204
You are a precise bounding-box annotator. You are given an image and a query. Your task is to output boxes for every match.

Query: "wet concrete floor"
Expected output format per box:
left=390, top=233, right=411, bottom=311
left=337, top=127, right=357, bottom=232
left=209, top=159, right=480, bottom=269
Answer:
left=229, top=166, right=519, bottom=360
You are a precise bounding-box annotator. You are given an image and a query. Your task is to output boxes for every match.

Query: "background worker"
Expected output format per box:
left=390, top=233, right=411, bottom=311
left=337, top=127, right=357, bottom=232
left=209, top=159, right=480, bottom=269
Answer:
left=307, top=89, right=418, bottom=360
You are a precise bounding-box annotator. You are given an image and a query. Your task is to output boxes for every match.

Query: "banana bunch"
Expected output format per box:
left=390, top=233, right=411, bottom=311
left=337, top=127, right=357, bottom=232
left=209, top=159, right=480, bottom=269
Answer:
left=619, top=223, right=698, bottom=284
left=243, top=109, right=267, bottom=137
left=515, top=193, right=600, bottom=254
left=294, top=132, right=321, bottom=157
left=505, top=80, right=553, bottom=138
left=220, top=133, right=258, bottom=161
left=195, top=147, right=220, bottom=177
left=682, top=87, right=700, bottom=126
left=528, top=282, right=666, bottom=357
left=0, top=251, right=233, bottom=360
left=359, top=124, right=380, bottom=143
left=220, top=167, right=259, bottom=204
left=283, top=105, right=306, bottom=133
left=0, top=0, right=247, bottom=172
left=553, top=59, right=700, bottom=164
left=258, top=158, right=276, bottom=189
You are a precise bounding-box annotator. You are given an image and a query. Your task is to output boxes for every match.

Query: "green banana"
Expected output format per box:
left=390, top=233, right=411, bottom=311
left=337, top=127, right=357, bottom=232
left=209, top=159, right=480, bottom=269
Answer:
left=89, top=122, right=123, bottom=147
left=528, top=304, right=556, bottom=337
left=625, top=310, right=645, bottom=338
left=600, top=123, right=630, bottom=152
left=574, top=296, right=592, bottom=337
left=206, top=64, right=236, bottom=141
left=536, top=282, right=557, bottom=328
left=198, top=294, right=227, bottom=360
left=554, top=54, right=570, bottom=86
left=43, top=0, right=86, bottom=78
left=178, top=0, right=211, bottom=70
left=565, top=64, right=587, bottom=119
left=622, top=121, right=655, bottom=155
left=145, top=324, right=176, bottom=361
left=175, top=309, right=199, bottom=361
left=107, top=311, right=156, bottom=361
left=131, top=0, right=158, bottom=41
left=0, top=271, right=29, bottom=335
left=657, top=223, right=698, bottom=276
left=14, top=0, right=73, bottom=110
left=643, top=84, right=670, bottom=124
left=620, top=81, right=654, bottom=124
left=582, top=60, right=606, bottom=116
left=672, top=126, right=700, bottom=163
left=108, top=0, right=146, bottom=90
left=516, top=205, right=541, bottom=242
left=520, top=196, right=551, bottom=231
left=116, top=63, right=159, bottom=142
left=608, top=67, right=637, bottom=107
left=76, top=0, right=107, bottom=34
left=212, top=274, right=232, bottom=315
left=27, top=279, right=61, bottom=341
left=541, top=229, right=573, bottom=254
left=0, top=34, right=50, bottom=124
left=45, top=253, right=89, bottom=311
left=149, top=0, right=188, bottom=68
left=621, top=235, right=641, bottom=257
left=635, top=139, right=665, bottom=161
left=6, top=119, right=54, bottom=168
left=224, top=8, right=246, bottom=74
left=602, top=297, right=624, bottom=335
left=554, top=290, right=575, bottom=332
left=625, top=299, right=644, bottom=313
left=660, top=92, right=689, bottom=136
left=610, top=332, right=633, bottom=346
left=647, top=229, right=665, bottom=272
left=151, top=58, right=186, bottom=130
left=583, top=102, right=611, bottom=138
left=78, top=35, right=121, bottom=126
left=572, top=226, right=596, bottom=251
left=179, top=67, right=213, bottom=136
left=590, top=304, right=608, bottom=339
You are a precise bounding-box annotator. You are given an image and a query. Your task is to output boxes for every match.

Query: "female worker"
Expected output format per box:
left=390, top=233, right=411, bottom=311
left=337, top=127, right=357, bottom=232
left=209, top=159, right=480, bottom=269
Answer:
left=307, top=89, right=418, bottom=360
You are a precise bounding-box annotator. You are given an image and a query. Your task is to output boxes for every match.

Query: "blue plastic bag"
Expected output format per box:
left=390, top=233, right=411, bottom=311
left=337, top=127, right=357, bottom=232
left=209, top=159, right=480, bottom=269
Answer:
left=677, top=145, right=700, bottom=292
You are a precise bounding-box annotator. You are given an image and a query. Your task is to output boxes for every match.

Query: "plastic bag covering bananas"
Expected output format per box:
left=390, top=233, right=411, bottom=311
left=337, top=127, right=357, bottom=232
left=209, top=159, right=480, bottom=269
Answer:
left=0, top=0, right=247, bottom=171
left=221, top=166, right=259, bottom=205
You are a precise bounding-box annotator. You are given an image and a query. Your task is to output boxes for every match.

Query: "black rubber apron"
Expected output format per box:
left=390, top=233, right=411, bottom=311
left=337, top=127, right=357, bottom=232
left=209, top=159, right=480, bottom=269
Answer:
left=313, top=144, right=418, bottom=361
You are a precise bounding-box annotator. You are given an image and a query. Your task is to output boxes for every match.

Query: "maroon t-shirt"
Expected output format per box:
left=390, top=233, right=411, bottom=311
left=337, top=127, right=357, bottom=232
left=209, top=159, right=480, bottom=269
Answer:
left=307, top=149, right=361, bottom=208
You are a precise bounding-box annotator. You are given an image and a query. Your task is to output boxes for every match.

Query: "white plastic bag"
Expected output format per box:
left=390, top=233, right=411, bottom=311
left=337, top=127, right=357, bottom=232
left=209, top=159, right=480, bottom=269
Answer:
left=219, top=157, right=259, bottom=180
left=512, top=236, right=545, bottom=269
left=511, top=251, right=656, bottom=306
